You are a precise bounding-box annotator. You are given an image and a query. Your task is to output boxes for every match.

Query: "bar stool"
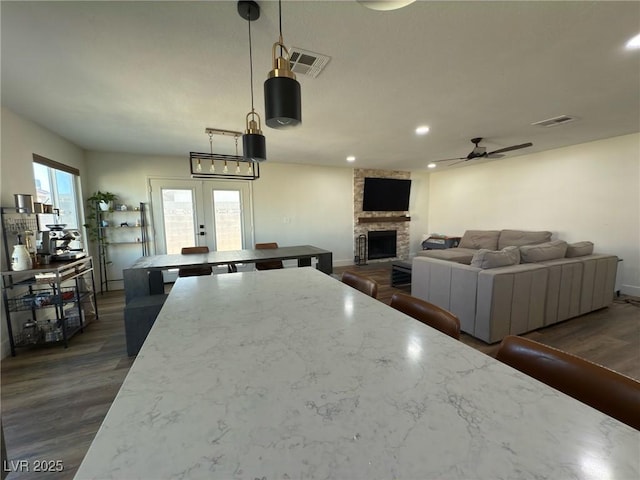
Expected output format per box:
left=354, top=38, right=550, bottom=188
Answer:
left=390, top=292, right=460, bottom=339
left=496, top=335, right=640, bottom=430
left=341, top=271, right=379, bottom=299
left=255, top=242, right=284, bottom=270
left=178, top=246, right=212, bottom=277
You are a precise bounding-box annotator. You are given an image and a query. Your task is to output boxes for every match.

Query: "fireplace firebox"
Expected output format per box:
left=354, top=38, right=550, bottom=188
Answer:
left=368, top=230, right=397, bottom=260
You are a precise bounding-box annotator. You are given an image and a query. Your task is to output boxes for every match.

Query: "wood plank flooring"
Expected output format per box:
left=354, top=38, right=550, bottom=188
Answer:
left=1, top=263, right=638, bottom=479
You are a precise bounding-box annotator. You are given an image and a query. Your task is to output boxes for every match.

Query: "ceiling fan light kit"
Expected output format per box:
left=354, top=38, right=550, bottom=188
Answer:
left=264, top=0, right=302, bottom=129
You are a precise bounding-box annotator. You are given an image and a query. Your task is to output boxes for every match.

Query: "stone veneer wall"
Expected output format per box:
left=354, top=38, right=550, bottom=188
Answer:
left=354, top=168, right=411, bottom=263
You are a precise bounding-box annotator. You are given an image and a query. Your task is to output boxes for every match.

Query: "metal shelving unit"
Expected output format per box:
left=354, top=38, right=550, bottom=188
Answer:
left=1, top=256, right=99, bottom=356
left=96, top=202, right=148, bottom=293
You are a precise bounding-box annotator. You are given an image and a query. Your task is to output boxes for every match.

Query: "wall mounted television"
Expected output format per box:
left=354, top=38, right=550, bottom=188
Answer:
left=362, top=177, right=411, bottom=211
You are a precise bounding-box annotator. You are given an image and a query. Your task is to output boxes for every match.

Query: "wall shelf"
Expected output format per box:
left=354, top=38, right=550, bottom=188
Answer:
left=358, top=216, right=411, bottom=224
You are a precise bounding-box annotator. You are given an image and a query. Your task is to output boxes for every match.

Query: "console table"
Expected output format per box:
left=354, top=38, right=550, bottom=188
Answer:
left=75, top=268, right=638, bottom=479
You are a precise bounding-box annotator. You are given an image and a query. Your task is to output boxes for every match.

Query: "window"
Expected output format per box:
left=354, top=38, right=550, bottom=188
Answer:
left=32, top=154, right=82, bottom=229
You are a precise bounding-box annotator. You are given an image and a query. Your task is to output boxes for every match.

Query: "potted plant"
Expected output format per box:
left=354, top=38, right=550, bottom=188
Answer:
left=83, top=191, right=118, bottom=244
left=87, top=190, right=118, bottom=211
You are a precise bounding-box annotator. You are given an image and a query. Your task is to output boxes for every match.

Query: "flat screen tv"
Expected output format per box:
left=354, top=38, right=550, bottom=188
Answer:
left=362, top=177, right=411, bottom=211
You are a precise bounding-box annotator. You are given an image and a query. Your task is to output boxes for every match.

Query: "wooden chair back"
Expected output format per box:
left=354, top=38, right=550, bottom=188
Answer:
left=178, top=246, right=213, bottom=277
left=341, top=271, right=379, bottom=299
left=390, top=292, right=460, bottom=339
left=496, top=335, right=640, bottom=430
left=255, top=242, right=284, bottom=270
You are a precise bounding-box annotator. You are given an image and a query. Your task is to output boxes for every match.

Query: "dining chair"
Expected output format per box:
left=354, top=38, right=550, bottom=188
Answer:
left=178, top=246, right=213, bottom=277
left=341, top=271, right=379, bottom=299
left=389, top=292, right=460, bottom=340
left=496, top=335, right=640, bottom=430
left=255, top=242, right=284, bottom=270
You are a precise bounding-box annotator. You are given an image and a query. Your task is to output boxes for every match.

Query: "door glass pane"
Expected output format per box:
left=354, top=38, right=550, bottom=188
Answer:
left=162, top=189, right=196, bottom=254
left=213, top=190, right=243, bottom=251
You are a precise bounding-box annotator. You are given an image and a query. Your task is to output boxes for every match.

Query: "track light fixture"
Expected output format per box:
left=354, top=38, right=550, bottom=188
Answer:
left=238, top=1, right=267, bottom=162
left=264, top=0, right=302, bottom=129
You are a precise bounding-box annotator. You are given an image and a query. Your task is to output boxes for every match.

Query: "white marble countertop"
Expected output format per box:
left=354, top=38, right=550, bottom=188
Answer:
left=75, top=267, right=639, bottom=479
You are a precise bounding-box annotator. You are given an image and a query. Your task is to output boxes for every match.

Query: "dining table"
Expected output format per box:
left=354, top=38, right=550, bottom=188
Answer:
left=75, top=267, right=639, bottom=479
left=123, top=244, right=333, bottom=302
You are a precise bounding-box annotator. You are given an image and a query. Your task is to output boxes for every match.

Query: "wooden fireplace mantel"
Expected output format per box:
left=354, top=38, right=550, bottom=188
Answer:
left=358, top=216, right=411, bottom=224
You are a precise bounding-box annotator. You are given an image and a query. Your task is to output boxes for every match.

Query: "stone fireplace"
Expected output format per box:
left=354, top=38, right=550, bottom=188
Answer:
left=353, top=168, right=411, bottom=263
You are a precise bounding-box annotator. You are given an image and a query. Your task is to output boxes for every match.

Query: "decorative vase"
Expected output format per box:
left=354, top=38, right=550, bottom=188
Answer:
left=99, top=201, right=111, bottom=211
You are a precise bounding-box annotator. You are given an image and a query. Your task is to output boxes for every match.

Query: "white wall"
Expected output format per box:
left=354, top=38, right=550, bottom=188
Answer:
left=252, top=162, right=354, bottom=265
left=408, top=171, right=430, bottom=258
left=427, top=133, right=640, bottom=295
left=1, top=107, right=87, bottom=358
left=85, top=153, right=358, bottom=267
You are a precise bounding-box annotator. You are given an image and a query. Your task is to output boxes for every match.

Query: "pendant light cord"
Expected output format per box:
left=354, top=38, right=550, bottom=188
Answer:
left=278, top=0, right=283, bottom=56
left=248, top=6, right=255, bottom=114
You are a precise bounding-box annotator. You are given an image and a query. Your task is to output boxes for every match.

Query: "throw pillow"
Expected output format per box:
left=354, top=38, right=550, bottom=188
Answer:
left=498, top=229, right=553, bottom=249
left=459, top=230, right=500, bottom=250
left=520, top=240, right=568, bottom=263
left=566, top=241, right=594, bottom=258
left=470, top=246, right=521, bottom=269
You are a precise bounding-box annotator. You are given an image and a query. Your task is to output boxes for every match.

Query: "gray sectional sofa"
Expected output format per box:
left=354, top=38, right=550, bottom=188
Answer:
left=412, top=229, right=618, bottom=343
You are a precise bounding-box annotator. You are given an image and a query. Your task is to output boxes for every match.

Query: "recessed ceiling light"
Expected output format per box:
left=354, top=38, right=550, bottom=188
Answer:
left=415, top=126, right=430, bottom=135
left=427, top=163, right=436, bottom=169
left=626, top=33, right=640, bottom=50
left=346, top=156, right=356, bottom=162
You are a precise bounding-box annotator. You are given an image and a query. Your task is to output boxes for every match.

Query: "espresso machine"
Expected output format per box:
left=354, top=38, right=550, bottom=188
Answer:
left=33, top=212, right=85, bottom=261
left=40, top=229, right=85, bottom=261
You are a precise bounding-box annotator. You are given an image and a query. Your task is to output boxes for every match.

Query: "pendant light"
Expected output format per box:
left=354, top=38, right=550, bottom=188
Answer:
left=238, top=1, right=267, bottom=162
left=264, top=0, right=301, bottom=129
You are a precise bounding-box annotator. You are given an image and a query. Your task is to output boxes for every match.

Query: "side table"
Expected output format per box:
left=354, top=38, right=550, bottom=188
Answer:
left=391, top=261, right=412, bottom=287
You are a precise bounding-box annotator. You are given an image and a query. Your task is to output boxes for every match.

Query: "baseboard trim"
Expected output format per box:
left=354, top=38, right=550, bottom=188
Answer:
left=620, top=284, right=640, bottom=297
left=1, top=338, right=11, bottom=360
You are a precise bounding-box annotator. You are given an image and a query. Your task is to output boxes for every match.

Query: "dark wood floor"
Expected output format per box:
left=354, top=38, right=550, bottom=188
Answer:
left=1, top=263, right=638, bottom=479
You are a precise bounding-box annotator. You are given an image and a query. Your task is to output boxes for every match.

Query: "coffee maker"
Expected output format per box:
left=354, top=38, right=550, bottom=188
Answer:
left=40, top=229, right=85, bottom=261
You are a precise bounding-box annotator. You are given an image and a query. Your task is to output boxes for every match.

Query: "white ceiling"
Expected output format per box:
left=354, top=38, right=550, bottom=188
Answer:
left=2, top=1, right=639, bottom=171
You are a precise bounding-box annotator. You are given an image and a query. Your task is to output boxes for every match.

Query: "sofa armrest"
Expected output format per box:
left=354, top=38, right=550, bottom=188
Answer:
left=476, top=264, right=548, bottom=343
left=412, top=257, right=481, bottom=334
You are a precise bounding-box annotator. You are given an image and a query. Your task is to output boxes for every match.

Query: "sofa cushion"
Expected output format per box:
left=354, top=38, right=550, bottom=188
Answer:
left=498, top=229, right=552, bottom=249
left=520, top=240, right=568, bottom=263
left=458, top=230, right=500, bottom=250
left=470, top=246, right=521, bottom=269
left=566, top=241, right=594, bottom=258
left=416, top=248, right=475, bottom=264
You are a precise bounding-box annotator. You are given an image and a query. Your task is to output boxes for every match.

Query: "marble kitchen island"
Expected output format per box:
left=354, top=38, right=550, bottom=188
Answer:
left=75, top=268, right=639, bottom=479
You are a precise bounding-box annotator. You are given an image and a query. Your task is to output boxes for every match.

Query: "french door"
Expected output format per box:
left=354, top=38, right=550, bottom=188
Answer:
left=149, top=178, right=254, bottom=255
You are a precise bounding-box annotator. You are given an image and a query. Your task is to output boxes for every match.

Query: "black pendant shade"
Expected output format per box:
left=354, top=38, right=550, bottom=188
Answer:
left=264, top=76, right=301, bottom=128
left=243, top=132, right=266, bottom=163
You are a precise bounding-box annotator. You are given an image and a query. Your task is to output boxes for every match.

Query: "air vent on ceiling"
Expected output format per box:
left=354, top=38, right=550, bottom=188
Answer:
left=531, top=115, right=577, bottom=127
left=288, top=47, right=331, bottom=78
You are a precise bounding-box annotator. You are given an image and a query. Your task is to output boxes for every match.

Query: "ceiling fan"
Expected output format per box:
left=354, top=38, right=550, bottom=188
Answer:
left=433, top=137, right=533, bottom=166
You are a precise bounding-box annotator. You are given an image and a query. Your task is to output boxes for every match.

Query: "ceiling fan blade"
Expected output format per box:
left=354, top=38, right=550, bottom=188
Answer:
left=486, top=153, right=505, bottom=159
left=448, top=159, right=467, bottom=167
left=487, top=142, right=533, bottom=155
left=432, top=156, right=466, bottom=163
